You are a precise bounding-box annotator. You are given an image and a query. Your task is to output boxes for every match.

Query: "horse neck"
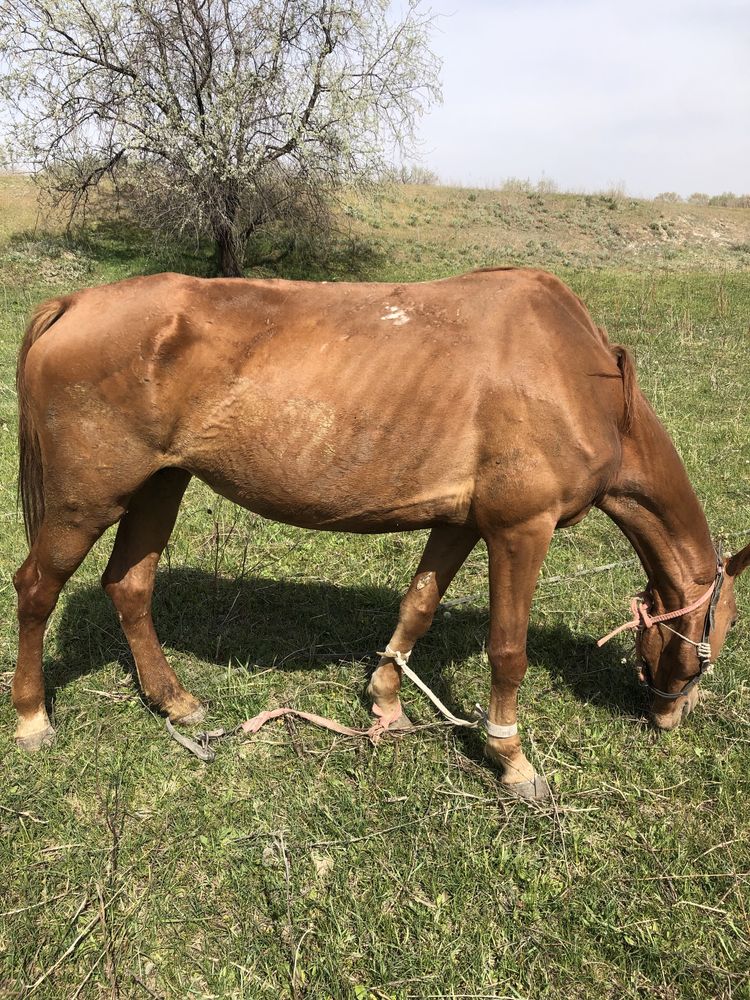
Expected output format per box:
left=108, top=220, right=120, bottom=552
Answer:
left=600, top=397, right=716, bottom=610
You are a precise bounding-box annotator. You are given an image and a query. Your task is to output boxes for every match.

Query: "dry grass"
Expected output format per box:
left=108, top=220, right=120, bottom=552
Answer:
left=0, top=175, right=52, bottom=242
left=339, top=183, right=750, bottom=279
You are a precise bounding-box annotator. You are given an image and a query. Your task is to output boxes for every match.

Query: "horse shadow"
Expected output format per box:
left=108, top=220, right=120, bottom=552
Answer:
left=46, top=568, right=645, bottom=760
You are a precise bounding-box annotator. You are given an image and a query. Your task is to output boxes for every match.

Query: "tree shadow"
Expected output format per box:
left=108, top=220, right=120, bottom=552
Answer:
left=256, top=233, right=386, bottom=282
left=72, top=219, right=213, bottom=275
left=6, top=211, right=385, bottom=287
left=49, top=568, right=642, bottom=745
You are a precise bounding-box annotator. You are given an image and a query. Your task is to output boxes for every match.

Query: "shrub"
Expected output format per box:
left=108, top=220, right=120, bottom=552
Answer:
left=708, top=192, right=750, bottom=208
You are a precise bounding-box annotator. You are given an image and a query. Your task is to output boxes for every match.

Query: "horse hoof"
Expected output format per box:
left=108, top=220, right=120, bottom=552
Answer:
left=388, top=711, right=414, bottom=732
left=16, top=725, right=56, bottom=752
left=174, top=704, right=207, bottom=727
left=501, top=773, right=550, bottom=801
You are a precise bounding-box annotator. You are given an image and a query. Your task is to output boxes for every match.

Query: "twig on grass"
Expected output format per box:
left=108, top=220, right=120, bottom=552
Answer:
left=70, top=951, right=104, bottom=1000
left=304, top=800, right=498, bottom=850
left=0, top=803, right=48, bottom=825
left=284, top=714, right=305, bottom=759
left=676, top=900, right=730, bottom=916
left=1, top=890, right=74, bottom=917
left=274, top=831, right=305, bottom=1000
left=406, top=993, right=525, bottom=999
left=440, top=529, right=750, bottom=610
left=98, top=883, right=120, bottom=1000
left=292, top=928, right=313, bottom=999
left=641, top=872, right=750, bottom=881
left=82, top=687, right=137, bottom=702
left=441, top=559, right=638, bottom=608
left=528, top=727, right=571, bottom=884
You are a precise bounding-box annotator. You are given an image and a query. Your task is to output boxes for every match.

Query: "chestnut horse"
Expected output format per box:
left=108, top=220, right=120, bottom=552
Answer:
left=12, top=268, right=749, bottom=799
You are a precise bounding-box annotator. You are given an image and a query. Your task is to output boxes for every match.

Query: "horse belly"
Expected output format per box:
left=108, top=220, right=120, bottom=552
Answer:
left=176, top=381, right=476, bottom=531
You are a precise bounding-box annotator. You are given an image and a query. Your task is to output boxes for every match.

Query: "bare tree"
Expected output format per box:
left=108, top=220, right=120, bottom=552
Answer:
left=0, top=0, right=440, bottom=275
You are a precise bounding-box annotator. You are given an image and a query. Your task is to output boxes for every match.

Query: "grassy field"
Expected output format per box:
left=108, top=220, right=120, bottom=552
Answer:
left=1, top=176, right=749, bottom=999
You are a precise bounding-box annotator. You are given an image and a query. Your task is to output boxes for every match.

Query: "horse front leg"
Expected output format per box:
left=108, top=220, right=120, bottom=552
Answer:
left=483, top=515, right=556, bottom=800
left=368, top=524, right=479, bottom=727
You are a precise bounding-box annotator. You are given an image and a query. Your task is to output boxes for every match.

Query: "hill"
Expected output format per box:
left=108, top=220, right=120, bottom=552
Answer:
left=342, top=183, right=750, bottom=280
left=1, top=173, right=749, bottom=286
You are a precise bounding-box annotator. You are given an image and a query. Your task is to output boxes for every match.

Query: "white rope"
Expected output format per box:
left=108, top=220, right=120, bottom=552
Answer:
left=376, top=645, right=518, bottom=739
left=659, top=624, right=713, bottom=667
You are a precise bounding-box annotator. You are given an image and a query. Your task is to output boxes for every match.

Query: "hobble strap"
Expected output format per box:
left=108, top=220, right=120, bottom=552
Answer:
left=240, top=702, right=403, bottom=744
left=472, top=705, right=519, bottom=739
left=378, top=645, right=518, bottom=738
left=377, top=644, right=412, bottom=669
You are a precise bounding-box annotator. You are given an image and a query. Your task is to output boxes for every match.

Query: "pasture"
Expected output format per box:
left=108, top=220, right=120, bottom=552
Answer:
left=1, top=177, right=749, bottom=999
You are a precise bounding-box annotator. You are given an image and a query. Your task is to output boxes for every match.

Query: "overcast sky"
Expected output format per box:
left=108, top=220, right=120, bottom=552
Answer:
left=414, top=0, right=749, bottom=197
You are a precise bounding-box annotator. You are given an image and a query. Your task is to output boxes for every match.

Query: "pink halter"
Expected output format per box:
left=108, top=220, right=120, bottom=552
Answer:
left=598, top=581, right=717, bottom=647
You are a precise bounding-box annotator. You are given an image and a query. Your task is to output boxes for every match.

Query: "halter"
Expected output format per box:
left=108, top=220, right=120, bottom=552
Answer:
left=598, top=556, right=724, bottom=700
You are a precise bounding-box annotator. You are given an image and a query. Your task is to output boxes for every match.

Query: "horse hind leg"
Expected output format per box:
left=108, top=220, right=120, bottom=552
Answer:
left=368, top=524, right=479, bottom=727
left=13, top=514, right=112, bottom=750
left=101, top=468, right=204, bottom=725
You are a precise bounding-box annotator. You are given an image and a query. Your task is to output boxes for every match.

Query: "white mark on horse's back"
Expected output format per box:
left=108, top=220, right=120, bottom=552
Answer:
left=381, top=304, right=410, bottom=325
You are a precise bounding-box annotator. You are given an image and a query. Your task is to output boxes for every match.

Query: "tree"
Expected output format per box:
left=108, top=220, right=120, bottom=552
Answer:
left=0, top=0, right=440, bottom=275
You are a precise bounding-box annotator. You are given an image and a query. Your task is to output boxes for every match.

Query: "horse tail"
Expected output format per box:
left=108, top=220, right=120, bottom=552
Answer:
left=17, top=297, right=70, bottom=546
left=612, top=344, right=637, bottom=435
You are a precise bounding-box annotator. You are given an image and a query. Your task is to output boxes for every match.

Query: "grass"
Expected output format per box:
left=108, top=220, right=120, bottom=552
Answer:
left=0, top=176, right=749, bottom=999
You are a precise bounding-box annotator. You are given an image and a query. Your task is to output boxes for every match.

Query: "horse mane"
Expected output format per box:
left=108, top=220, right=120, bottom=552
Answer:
left=593, top=325, right=636, bottom=435
left=612, top=344, right=636, bottom=435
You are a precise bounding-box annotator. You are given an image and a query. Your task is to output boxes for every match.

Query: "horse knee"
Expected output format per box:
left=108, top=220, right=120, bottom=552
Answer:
left=488, top=642, right=527, bottom=687
left=102, top=571, right=152, bottom=625
left=399, top=590, right=435, bottom=636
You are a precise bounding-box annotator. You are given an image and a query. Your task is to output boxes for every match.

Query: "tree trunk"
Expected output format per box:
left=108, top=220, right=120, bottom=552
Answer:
left=214, top=223, right=245, bottom=277
left=213, top=182, right=245, bottom=277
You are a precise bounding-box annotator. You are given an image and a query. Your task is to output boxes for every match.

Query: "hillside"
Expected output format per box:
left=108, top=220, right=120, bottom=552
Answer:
left=1, top=173, right=748, bottom=287
left=342, top=183, right=750, bottom=280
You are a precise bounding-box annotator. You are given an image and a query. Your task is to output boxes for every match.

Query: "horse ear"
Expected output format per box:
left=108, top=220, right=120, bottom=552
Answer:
left=727, top=542, right=750, bottom=578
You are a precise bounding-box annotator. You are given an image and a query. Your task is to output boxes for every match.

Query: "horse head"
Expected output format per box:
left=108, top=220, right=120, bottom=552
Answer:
left=645, top=541, right=750, bottom=730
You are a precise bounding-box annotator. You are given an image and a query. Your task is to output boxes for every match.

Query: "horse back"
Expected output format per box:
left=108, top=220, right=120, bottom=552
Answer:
left=21, top=269, right=630, bottom=531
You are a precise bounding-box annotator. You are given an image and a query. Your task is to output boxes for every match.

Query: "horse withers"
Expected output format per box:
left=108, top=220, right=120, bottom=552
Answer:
left=12, top=267, right=748, bottom=799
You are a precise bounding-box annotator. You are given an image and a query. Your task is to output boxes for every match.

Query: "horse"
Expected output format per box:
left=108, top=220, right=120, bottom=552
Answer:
left=12, top=267, right=749, bottom=800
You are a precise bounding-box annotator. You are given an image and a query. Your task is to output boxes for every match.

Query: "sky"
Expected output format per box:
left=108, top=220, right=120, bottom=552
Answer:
left=414, top=0, right=750, bottom=197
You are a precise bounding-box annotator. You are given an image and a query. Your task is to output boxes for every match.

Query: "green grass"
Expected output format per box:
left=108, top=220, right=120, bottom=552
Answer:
left=1, top=180, right=750, bottom=999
